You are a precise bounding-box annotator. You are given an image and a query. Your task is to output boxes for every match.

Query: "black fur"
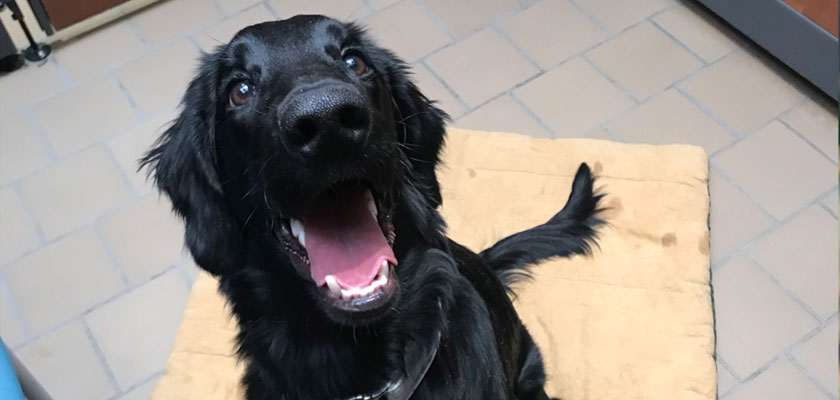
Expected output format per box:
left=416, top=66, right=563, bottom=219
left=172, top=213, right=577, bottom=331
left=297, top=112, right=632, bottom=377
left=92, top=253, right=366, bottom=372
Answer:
left=141, top=15, right=602, bottom=400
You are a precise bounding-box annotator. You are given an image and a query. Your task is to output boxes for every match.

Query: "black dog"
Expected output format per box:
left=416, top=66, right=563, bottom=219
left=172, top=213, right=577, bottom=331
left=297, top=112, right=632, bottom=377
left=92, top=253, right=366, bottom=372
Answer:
left=142, top=15, right=602, bottom=400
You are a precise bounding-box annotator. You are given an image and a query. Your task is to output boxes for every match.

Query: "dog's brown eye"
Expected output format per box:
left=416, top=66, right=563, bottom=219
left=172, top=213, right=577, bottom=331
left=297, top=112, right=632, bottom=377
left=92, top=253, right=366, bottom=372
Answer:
left=343, top=55, right=368, bottom=75
left=230, top=81, right=255, bottom=106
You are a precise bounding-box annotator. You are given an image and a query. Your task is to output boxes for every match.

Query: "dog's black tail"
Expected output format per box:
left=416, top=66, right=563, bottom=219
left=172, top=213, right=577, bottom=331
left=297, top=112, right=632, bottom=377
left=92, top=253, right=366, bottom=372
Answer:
left=479, top=163, right=605, bottom=293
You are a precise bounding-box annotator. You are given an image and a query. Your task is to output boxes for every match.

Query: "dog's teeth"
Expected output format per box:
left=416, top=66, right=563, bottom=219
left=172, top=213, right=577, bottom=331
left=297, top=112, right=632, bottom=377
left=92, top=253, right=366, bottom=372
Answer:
left=379, top=260, right=389, bottom=279
left=325, top=275, right=341, bottom=296
left=341, top=288, right=353, bottom=301
left=365, top=190, right=377, bottom=219
left=289, top=219, right=305, bottom=246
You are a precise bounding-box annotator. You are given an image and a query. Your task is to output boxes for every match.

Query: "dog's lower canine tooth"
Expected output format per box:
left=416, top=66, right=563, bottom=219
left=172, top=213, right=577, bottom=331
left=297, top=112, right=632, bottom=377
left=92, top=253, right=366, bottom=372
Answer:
left=325, top=275, right=341, bottom=296
left=379, top=260, right=388, bottom=278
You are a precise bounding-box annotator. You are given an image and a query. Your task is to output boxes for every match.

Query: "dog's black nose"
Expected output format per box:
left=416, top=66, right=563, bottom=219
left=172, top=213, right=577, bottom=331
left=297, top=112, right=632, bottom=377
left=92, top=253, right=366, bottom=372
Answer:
left=279, top=84, right=370, bottom=150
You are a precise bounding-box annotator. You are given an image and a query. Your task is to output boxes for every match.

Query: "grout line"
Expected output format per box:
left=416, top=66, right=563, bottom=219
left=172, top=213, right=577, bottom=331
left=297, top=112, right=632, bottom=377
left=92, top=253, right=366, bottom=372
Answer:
left=818, top=202, right=838, bottom=220
left=708, top=163, right=780, bottom=223
left=82, top=317, right=123, bottom=393
left=263, top=0, right=280, bottom=19
left=8, top=264, right=181, bottom=352
left=359, top=0, right=377, bottom=14
left=725, top=323, right=824, bottom=395
left=490, top=25, right=544, bottom=72
left=124, top=17, right=151, bottom=48
left=580, top=54, right=639, bottom=104
left=410, top=0, right=458, bottom=41
left=6, top=183, right=49, bottom=246
left=20, top=108, right=61, bottom=161
left=92, top=216, right=134, bottom=289
left=108, top=71, right=144, bottom=121
left=0, top=105, right=178, bottom=194
left=107, top=370, right=164, bottom=400
left=0, top=277, right=31, bottom=344
left=675, top=83, right=740, bottom=139
left=568, top=0, right=610, bottom=34
left=787, top=355, right=837, bottom=400
left=416, top=60, right=471, bottom=114
left=601, top=126, right=623, bottom=142
left=705, top=97, right=809, bottom=161
left=508, top=91, right=559, bottom=138
left=744, top=252, right=826, bottom=324
left=649, top=18, right=708, bottom=66
left=777, top=118, right=838, bottom=166
left=709, top=183, right=837, bottom=270
left=49, top=56, right=73, bottom=88
left=0, top=188, right=153, bottom=270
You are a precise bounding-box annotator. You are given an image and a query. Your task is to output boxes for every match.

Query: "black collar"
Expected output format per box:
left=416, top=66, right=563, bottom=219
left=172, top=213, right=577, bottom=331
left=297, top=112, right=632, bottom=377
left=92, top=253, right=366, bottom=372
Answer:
left=342, top=304, right=443, bottom=400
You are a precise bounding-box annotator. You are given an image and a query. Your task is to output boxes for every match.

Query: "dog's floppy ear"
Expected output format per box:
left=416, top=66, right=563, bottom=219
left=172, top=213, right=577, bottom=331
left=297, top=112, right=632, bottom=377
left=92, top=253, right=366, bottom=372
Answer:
left=388, top=64, right=449, bottom=208
left=141, top=53, right=243, bottom=276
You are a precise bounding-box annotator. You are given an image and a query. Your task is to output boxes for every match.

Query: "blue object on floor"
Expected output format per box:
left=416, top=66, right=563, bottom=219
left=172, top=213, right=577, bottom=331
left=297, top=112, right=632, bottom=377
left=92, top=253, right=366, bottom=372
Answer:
left=0, top=339, right=25, bottom=400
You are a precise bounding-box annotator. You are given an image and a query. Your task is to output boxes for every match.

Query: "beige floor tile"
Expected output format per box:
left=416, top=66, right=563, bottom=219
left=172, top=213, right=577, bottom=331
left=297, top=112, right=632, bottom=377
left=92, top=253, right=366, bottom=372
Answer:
left=652, top=1, right=737, bottom=63
left=32, top=77, right=137, bottom=156
left=587, top=22, right=702, bottom=100
left=99, top=195, right=185, bottom=284
left=194, top=4, right=275, bottom=51
left=781, top=100, right=838, bottom=162
left=131, top=0, right=222, bottom=45
left=54, top=21, right=146, bottom=83
left=748, top=206, right=838, bottom=319
left=823, top=190, right=839, bottom=217
left=0, top=189, right=41, bottom=264
left=117, top=378, right=159, bottom=400
left=608, top=88, right=733, bottom=154
left=363, top=0, right=452, bottom=63
left=792, top=320, right=839, bottom=397
left=215, top=0, right=263, bottom=14
left=18, top=147, right=133, bottom=239
left=17, top=321, right=117, bottom=400
left=726, top=360, right=828, bottom=400
left=498, top=0, right=606, bottom=69
left=717, top=362, right=738, bottom=395
left=427, top=28, right=538, bottom=107
left=454, top=94, right=551, bottom=138
left=712, top=255, right=818, bottom=377
left=574, top=0, right=672, bottom=33
left=681, top=51, right=803, bottom=134
left=0, top=112, right=52, bottom=185
left=115, top=40, right=200, bottom=116
left=514, top=57, right=633, bottom=136
left=708, top=170, right=774, bottom=264
left=368, top=0, right=400, bottom=10
left=0, top=62, right=65, bottom=112
left=0, top=288, right=26, bottom=347
left=85, top=270, right=189, bottom=389
left=108, top=111, right=175, bottom=196
left=420, top=0, right=520, bottom=37
left=411, top=63, right=467, bottom=118
left=1, top=230, right=125, bottom=335
left=268, top=0, right=370, bottom=20
left=713, top=122, right=836, bottom=219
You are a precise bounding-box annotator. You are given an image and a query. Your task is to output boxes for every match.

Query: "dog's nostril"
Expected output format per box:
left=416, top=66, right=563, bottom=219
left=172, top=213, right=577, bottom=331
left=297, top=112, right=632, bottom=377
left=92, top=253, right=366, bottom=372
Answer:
left=295, top=117, right=319, bottom=139
left=338, top=104, right=369, bottom=131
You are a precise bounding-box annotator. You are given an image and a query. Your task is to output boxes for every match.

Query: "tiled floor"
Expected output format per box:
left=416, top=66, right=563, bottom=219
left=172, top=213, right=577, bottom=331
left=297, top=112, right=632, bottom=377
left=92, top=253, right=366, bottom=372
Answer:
left=0, top=0, right=836, bottom=399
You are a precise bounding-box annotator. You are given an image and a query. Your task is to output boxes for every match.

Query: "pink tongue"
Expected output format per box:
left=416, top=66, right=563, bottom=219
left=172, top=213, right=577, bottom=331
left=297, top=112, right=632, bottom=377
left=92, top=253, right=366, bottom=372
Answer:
left=304, top=191, right=396, bottom=289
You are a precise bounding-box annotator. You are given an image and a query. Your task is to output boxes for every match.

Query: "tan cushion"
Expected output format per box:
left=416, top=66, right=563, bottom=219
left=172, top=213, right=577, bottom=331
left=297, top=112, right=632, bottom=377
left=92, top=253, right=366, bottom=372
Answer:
left=152, top=128, right=715, bottom=400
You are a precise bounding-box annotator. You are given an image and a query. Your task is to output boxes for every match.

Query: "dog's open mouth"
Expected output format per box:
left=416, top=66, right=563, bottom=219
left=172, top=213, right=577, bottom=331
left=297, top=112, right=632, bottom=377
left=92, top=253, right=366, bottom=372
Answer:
left=275, top=181, right=397, bottom=312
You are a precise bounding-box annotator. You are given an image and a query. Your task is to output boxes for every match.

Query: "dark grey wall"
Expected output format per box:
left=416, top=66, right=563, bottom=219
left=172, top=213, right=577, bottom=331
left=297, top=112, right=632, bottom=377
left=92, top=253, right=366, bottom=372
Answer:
left=697, top=0, right=838, bottom=101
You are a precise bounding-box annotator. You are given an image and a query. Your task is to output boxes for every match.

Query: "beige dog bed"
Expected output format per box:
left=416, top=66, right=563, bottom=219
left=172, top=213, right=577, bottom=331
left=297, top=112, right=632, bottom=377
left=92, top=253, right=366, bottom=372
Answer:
left=152, top=129, right=715, bottom=400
